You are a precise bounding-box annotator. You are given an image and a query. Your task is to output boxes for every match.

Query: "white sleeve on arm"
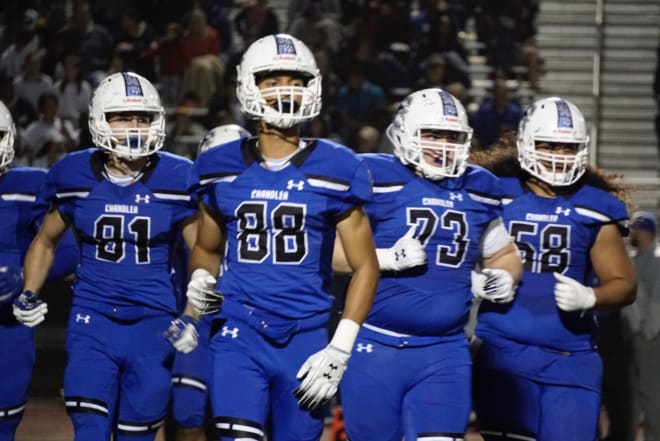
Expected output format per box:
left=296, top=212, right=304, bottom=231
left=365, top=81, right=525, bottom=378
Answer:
left=480, top=217, right=512, bottom=257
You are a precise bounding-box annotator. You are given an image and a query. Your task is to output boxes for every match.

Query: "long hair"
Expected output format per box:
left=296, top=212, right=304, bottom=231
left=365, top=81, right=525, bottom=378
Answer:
left=469, top=132, right=635, bottom=213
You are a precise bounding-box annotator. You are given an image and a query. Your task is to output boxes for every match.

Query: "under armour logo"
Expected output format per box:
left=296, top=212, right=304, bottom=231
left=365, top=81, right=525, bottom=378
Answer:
left=135, top=194, right=150, bottom=204
left=555, top=206, right=571, bottom=216
left=75, top=314, right=91, bottom=324
left=449, top=192, right=463, bottom=201
left=286, top=179, right=305, bottom=191
left=221, top=326, right=239, bottom=338
left=356, top=343, right=373, bottom=353
left=394, top=250, right=406, bottom=261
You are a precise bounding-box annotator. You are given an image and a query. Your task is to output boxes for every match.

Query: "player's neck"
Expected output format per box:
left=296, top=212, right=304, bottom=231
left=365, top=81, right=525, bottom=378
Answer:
left=257, top=124, right=300, bottom=159
left=105, top=155, right=149, bottom=177
left=525, top=178, right=557, bottom=198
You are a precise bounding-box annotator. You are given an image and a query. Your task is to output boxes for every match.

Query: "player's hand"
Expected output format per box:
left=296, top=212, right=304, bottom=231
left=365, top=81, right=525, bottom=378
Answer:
left=164, top=314, right=199, bottom=354
left=186, top=269, right=223, bottom=315
left=0, top=266, right=23, bottom=304
left=376, top=226, right=427, bottom=271
left=13, top=291, right=48, bottom=327
left=471, top=268, right=516, bottom=303
left=553, top=272, right=596, bottom=312
left=294, top=344, right=350, bottom=409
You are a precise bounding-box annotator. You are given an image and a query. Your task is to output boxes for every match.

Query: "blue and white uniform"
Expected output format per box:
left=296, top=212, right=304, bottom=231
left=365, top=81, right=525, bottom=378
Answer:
left=189, top=137, right=371, bottom=441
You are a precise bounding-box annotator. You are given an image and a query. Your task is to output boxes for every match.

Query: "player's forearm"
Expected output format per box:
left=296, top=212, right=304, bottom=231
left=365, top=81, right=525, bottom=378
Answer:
left=340, top=261, right=378, bottom=325
left=23, top=238, right=56, bottom=294
left=188, top=245, right=221, bottom=278
left=593, top=278, right=636, bottom=309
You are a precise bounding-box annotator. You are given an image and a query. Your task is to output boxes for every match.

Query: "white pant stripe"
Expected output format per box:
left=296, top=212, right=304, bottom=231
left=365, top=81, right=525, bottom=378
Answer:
left=233, top=423, right=264, bottom=436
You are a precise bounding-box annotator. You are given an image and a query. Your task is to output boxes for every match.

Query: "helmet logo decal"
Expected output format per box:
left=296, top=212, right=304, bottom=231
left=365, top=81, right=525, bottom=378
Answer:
left=122, top=73, right=144, bottom=97
left=275, top=35, right=297, bottom=55
left=555, top=100, right=573, bottom=129
left=438, top=91, right=458, bottom=119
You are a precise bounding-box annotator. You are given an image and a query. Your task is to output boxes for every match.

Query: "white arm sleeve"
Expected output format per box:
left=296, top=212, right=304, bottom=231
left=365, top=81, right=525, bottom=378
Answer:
left=480, top=217, right=512, bottom=257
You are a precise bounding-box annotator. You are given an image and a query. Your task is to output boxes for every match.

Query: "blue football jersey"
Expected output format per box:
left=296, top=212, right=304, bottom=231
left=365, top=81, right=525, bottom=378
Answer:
left=362, top=155, right=504, bottom=336
left=477, top=177, right=629, bottom=351
left=189, top=138, right=372, bottom=319
left=43, top=149, right=196, bottom=314
left=0, top=167, right=48, bottom=269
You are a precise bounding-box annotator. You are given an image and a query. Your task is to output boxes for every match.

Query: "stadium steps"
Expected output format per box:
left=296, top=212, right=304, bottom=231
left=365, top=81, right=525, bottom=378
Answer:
left=536, top=0, right=659, bottom=212
left=535, top=0, right=596, bottom=128
left=598, top=0, right=659, bottom=189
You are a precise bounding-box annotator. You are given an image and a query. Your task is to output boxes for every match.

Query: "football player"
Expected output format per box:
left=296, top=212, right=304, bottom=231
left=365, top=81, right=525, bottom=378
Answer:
left=13, top=72, right=201, bottom=441
left=0, top=100, right=78, bottom=441
left=471, top=97, right=636, bottom=441
left=169, top=124, right=252, bottom=441
left=332, top=88, right=522, bottom=441
left=186, top=34, right=379, bottom=440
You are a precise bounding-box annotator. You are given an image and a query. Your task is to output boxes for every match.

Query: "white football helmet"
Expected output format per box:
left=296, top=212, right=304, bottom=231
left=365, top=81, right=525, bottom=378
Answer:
left=236, top=34, right=322, bottom=129
left=517, top=97, right=589, bottom=186
left=0, top=101, right=16, bottom=169
left=386, top=88, right=473, bottom=180
left=198, top=124, right=252, bottom=154
left=89, top=72, right=166, bottom=160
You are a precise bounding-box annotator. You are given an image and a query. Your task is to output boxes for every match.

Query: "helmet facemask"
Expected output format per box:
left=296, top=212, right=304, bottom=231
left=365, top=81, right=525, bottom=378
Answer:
left=236, top=34, right=322, bottom=129
left=91, top=111, right=165, bottom=160
left=520, top=141, right=589, bottom=186
left=89, top=72, right=166, bottom=161
left=518, top=97, right=590, bottom=187
left=387, top=88, right=473, bottom=181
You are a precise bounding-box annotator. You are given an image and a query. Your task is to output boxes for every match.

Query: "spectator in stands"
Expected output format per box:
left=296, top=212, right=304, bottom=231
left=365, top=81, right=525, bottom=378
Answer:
left=54, top=52, right=92, bottom=130
left=0, top=8, right=40, bottom=78
left=155, top=22, right=185, bottom=107
left=626, top=211, right=660, bottom=441
left=197, top=0, right=236, bottom=54
left=31, top=128, right=67, bottom=169
left=472, top=77, right=522, bottom=149
left=179, top=8, right=224, bottom=107
left=62, top=0, right=114, bottom=85
left=0, top=74, right=37, bottom=130
left=288, top=2, right=343, bottom=54
left=167, top=95, right=207, bottom=158
left=287, top=0, right=342, bottom=25
left=365, top=0, right=411, bottom=53
left=334, top=64, right=387, bottom=144
left=415, top=53, right=449, bottom=90
left=372, top=42, right=415, bottom=104
left=14, top=50, right=54, bottom=115
left=114, top=6, right=159, bottom=82
left=21, top=93, right=77, bottom=166
left=411, top=8, right=470, bottom=85
left=233, top=0, right=279, bottom=50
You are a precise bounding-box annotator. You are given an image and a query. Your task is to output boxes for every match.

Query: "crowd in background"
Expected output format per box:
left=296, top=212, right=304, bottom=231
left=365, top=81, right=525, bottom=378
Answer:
left=0, top=0, right=541, bottom=163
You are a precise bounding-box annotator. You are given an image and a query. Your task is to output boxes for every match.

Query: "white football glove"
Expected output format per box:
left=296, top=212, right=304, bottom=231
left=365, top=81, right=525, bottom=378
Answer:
left=294, top=319, right=359, bottom=409
left=553, top=272, right=596, bottom=312
left=471, top=268, right=516, bottom=303
left=376, top=226, right=427, bottom=271
left=186, top=269, right=223, bottom=315
left=294, top=344, right=350, bottom=409
left=164, top=315, right=199, bottom=354
left=13, top=291, right=48, bottom=327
